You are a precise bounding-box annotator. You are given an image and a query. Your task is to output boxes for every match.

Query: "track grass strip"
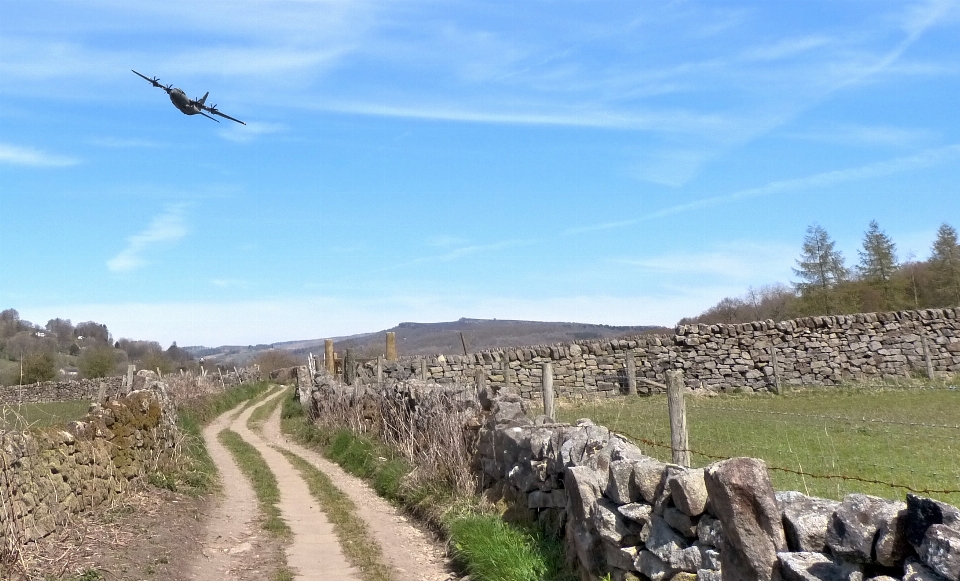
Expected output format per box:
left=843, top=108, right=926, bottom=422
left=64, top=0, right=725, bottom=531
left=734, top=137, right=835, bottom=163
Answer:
left=276, top=447, right=396, bottom=581
left=218, top=428, right=290, bottom=536
left=248, top=385, right=290, bottom=432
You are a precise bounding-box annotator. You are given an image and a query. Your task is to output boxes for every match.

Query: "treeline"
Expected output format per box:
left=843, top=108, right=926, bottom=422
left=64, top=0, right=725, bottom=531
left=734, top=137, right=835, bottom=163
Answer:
left=679, top=222, right=960, bottom=326
left=0, top=309, right=196, bottom=385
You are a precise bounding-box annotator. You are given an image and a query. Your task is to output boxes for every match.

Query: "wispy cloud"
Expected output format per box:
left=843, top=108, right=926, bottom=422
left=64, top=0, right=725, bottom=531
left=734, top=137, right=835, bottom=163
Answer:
left=210, top=278, right=250, bottom=288
left=318, top=100, right=739, bottom=133
left=610, top=242, right=796, bottom=280
left=107, top=205, right=189, bottom=272
left=569, top=143, right=960, bottom=234
left=741, top=35, right=832, bottom=62
left=217, top=122, right=285, bottom=143
left=89, top=137, right=162, bottom=148
left=0, top=143, right=78, bottom=167
left=785, top=123, right=935, bottom=148
left=381, top=239, right=534, bottom=271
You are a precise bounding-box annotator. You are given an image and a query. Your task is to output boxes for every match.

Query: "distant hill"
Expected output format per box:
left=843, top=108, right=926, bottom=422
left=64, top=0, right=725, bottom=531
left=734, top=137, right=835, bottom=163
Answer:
left=186, top=318, right=669, bottom=364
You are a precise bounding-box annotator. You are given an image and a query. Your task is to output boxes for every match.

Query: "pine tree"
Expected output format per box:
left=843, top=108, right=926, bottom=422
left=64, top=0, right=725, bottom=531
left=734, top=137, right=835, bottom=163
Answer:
left=857, top=220, right=899, bottom=309
left=930, top=223, right=960, bottom=306
left=793, top=224, right=849, bottom=314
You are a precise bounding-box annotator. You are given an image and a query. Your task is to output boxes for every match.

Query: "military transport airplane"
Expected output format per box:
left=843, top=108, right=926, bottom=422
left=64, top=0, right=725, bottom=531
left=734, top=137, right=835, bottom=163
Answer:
left=132, top=70, right=246, bottom=125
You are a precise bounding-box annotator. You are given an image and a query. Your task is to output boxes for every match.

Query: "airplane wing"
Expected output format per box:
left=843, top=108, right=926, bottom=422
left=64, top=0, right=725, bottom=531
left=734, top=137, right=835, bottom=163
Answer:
left=203, top=104, right=246, bottom=125
left=131, top=70, right=172, bottom=93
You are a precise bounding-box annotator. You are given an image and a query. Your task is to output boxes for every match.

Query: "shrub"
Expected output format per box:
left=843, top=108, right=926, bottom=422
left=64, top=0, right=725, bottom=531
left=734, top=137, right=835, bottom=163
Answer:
left=78, top=346, right=121, bottom=378
left=21, top=351, right=56, bottom=383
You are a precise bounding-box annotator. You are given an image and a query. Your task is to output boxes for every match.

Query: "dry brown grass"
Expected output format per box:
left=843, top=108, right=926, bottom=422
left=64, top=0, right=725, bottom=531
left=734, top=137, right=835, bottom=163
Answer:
left=308, top=376, right=480, bottom=495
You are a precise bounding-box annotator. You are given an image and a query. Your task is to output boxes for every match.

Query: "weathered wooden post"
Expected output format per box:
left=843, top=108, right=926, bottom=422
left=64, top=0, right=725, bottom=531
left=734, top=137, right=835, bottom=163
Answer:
left=475, top=367, right=486, bottom=395
left=920, top=330, right=935, bottom=380
left=97, top=381, right=107, bottom=403
left=325, top=339, right=335, bottom=374
left=770, top=346, right=782, bottom=394
left=542, top=362, right=555, bottom=419
left=376, top=356, right=383, bottom=384
left=344, top=349, right=356, bottom=385
left=625, top=352, right=637, bottom=395
left=386, top=332, right=397, bottom=361
left=502, top=355, right=511, bottom=387
left=420, top=357, right=428, bottom=381
left=126, top=364, right=135, bottom=394
left=666, top=370, right=690, bottom=467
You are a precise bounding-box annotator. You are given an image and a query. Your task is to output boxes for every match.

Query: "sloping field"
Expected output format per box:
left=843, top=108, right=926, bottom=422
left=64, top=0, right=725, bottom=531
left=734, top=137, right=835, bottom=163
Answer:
left=557, top=385, right=960, bottom=505
left=0, top=400, right=90, bottom=430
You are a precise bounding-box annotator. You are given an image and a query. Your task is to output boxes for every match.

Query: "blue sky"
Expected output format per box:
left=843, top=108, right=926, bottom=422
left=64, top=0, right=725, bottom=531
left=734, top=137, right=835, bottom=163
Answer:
left=1, top=1, right=958, bottom=347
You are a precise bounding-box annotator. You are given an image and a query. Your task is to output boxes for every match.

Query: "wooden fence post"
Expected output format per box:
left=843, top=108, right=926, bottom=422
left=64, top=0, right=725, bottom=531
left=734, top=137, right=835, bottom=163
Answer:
left=420, top=358, right=428, bottom=381
left=920, top=329, right=935, bottom=380
left=325, top=339, right=335, bottom=374
left=475, top=367, right=486, bottom=395
left=386, top=332, right=397, bottom=361
left=97, top=381, right=107, bottom=403
left=376, top=356, right=383, bottom=384
left=770, top=346, right=782, bottom=394
left=126, top=364, right=135, bottom=394
left=626, top=352, right=637, bottom=395
left=666, top=370, right=690, bottom=467
left=344, top=349, right=355, bottom=385
left=542, top=362, right=555, bottom=419
left=503, top=356, right=511, bottom=387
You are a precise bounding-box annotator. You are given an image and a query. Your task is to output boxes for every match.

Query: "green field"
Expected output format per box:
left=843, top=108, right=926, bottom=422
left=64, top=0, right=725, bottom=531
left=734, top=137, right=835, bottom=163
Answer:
left=556, top=386, right=960, bottom=505
left=0, top=400, right=91, bottom=430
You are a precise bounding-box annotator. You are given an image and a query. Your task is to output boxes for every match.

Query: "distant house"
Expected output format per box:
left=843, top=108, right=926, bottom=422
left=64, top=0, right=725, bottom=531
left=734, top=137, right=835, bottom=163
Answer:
left=59, top=367, right=79, bottom=379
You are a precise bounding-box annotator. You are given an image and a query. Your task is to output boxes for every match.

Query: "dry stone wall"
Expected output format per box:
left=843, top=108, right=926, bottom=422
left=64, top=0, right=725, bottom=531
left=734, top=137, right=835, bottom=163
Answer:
left=0, top=377, right=123, bottom=405
left=0, top=367, right=255, bottom=406
left=297, top=370, right=960, bottom=581
left=0, top=381, right=179, bottom=552
left=354, top=308, right=960, bottom=399
left=477, top=395, right=960, bottom=580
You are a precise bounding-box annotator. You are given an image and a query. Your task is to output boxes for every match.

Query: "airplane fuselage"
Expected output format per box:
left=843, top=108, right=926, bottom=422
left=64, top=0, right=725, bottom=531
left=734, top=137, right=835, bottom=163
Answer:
left=168, top=88, right=201, bottom=115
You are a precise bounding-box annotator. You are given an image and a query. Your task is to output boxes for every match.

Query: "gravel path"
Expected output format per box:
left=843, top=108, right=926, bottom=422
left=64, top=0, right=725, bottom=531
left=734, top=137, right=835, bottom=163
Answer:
left=189, top=399, right=283, bottom=580
left=233, top=390, right=359, bottom=581
left=261, top=394, right=458, bottom=581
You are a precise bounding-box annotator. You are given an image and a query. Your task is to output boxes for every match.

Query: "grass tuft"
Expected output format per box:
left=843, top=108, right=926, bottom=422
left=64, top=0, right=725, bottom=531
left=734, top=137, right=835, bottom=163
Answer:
left=447, top=513, right=569, bottom=581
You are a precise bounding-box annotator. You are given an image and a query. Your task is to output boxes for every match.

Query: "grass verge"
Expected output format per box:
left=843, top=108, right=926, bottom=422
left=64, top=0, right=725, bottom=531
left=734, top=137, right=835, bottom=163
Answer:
left=276, top=447, right=396, bottom=581
left=279, top=396, right=574, bottom=581
left=218, top=428, right=290, bottom=536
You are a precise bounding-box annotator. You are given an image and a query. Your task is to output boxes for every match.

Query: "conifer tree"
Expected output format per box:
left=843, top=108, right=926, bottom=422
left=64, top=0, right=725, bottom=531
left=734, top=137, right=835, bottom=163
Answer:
left=793, top=224, right=849, bottom=313
left=857, top=220, right=899, bottom=308
left=930, top=223, right=960, bottom=306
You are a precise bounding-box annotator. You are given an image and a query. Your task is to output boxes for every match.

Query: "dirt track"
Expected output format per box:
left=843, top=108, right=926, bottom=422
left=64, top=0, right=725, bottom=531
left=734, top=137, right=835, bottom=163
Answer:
left=192, top=389, right=455, bottom=580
